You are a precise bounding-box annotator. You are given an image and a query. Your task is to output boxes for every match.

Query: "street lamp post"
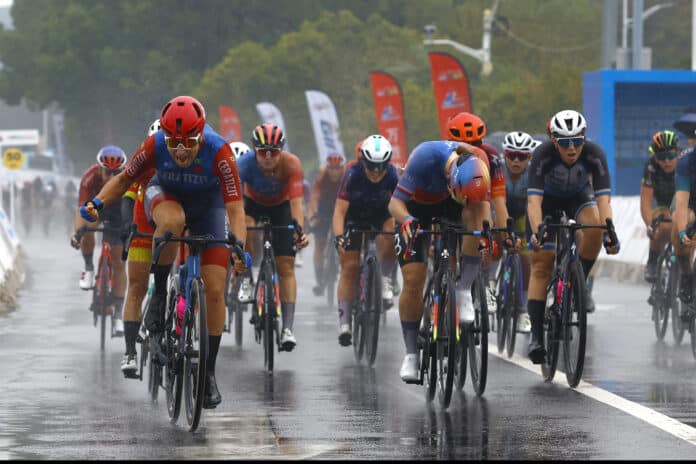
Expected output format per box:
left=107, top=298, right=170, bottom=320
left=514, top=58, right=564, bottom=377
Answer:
left=423, top=0, right=499, bottom=76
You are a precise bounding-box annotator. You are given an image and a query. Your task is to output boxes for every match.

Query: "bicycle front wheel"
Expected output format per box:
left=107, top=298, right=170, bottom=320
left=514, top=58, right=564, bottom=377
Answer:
left=259, top=263, right=275, bottom=373
left=184, top=278, right=208, bottom=432
left=541, top=280, right=560, bottom=382
left=669, top=259, right=685, bottom=345
left=563, top=261, right=587, bottom=388
left=353, top=268, right=367, bottom=363
left=506, top=254, right=521, bottom=358
left=468, top=275, right=488, bottom=396
left=495, top=259, right=507, bottom=355
left=364, top=259, right=382, bottom=367
left=326, top=243, right=337, bottom=308
left=653, top=252, right=669, bottom=341
left=436, top=270, right=457, bottom=408
left=165, top=283, right=182, bottom=423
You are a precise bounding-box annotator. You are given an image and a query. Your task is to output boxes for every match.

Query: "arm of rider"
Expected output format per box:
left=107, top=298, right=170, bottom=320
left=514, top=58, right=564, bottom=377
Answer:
left=640, top=185, right=655, bottom=238
left=82, top=172, right=133, bottom=222
left=333, top=198, right=349, bottom=253
left=290, top=197, right=309, bottom=249
left=307, top=185, right=320, bottom=228
left=675, top=190, right=692, bottom=246
left=388, top=196, right=414, bottom=243
left=596, top=195, right=619, bottom=255
left=527, top=194, right=543, bottom=250
left=226, top=199, right=248, bottom=273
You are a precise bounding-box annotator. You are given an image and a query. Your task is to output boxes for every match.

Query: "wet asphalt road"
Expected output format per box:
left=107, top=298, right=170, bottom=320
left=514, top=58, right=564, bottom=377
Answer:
left=3, top=233, right=696, bottom=459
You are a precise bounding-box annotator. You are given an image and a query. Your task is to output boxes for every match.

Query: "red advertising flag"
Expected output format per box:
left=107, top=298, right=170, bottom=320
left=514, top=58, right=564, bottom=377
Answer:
left=369, top=71, right=408, bottom=167
left=218, top=105, right=242, bottom=143
left=427, top=52, right=472, bottom=140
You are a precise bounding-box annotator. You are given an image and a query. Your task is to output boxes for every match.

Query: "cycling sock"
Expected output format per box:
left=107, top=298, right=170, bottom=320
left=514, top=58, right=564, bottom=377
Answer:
left=83, top=253, right=94, bottom=271
left=401, top=320, right=419, bottom=354
left=152, top=264, right=170, bottom=297
left=459, top=255, right=482, bottom=292
left=112, top=297, right=124, bottom=317
left=647, top=249, right=658, bottom=266
left=124, top=321, right=139, bottom=355
left=527, top=300, right=545, bottom=339
left=580, top=258, right=595, bottom=279
left=207, top=335, right=221, bottom=375
left=338, top=300, right=352, bottom=325
left=281, top=302, right=295, bottom=332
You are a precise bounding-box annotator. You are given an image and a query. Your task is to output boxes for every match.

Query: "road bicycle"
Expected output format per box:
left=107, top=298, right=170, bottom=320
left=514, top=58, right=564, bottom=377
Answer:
left=75, top=221, right=122, bottom=350
left=149, top=230, right=244, bottom=432
left=224, top=254, right=252, bottom=346
left=323, top=229, right=339, bottom=308
left=537, top=214, right=618, bottom=388
left=403, top=218, right=491, bottom=407
left=246, top=219, right=303, bottom=374
left=646, top=215, right=684, bottom=344
left=343, top=224, right=395, bottom=367
left=495, top=218, right=526, bottom=358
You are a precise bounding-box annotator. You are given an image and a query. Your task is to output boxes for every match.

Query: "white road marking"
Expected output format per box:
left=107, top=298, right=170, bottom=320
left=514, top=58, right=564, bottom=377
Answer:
left=488, top=342, right=696, bottom=446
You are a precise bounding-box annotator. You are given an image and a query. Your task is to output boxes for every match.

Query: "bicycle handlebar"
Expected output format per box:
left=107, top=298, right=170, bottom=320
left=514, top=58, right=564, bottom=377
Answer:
left=403, top=219, right=492, bottom=258
left=537, top=216, right=618, bottom=248
left=150, top=230, right=245, bottom=273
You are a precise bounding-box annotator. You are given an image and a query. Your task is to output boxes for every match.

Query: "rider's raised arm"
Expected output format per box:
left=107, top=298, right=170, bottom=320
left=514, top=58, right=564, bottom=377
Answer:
left=212, top=144, right=246, bottom=246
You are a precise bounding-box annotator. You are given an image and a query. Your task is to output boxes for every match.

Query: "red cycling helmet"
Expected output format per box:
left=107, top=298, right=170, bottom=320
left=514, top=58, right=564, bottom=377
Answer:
left=160, top=96, right=206, bottom=139
left=355, top=140, right=364, bottom=159
left=448, top=153, right=490, bottom=205
left=447, top=112, right=487, bottom=143
left=252, top=123, right=285, bottom=149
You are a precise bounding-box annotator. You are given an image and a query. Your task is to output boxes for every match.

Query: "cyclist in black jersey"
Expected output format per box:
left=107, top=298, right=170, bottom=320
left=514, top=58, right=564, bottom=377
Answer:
left=641, top=130, right=679, bottom=283
left=674, top=137, right=696, bottom=305
left=526, top=110, right=620, bottom=364
left=674, top=112, right=696, bottom=149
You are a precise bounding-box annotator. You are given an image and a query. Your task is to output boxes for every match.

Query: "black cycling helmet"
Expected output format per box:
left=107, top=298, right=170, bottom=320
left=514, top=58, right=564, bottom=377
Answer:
left=674, top=112, right=696, bottom=139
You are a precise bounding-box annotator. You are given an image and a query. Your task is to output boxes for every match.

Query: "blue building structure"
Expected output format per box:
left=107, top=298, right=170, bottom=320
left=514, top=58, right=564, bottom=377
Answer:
left=583, top=70, right=696, bottom=195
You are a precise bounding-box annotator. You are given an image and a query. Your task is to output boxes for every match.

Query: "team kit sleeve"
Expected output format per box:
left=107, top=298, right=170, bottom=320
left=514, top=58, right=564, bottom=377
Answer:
left=285, top=154, right=304, bottom=200
left=589, top=146, right=612, bottom=196
left=124, top=136, right=157, bottom=183
left=212, top=145, right=243, bottom=203
left=641, top=160, right=654, bottom=188
left=526, top=151, right=544, bottom=197
left=336, top=166, right=354, bottom=202
left=78, top=165, right=98, bottom=205
left=676, top=155, right=691, bottom=193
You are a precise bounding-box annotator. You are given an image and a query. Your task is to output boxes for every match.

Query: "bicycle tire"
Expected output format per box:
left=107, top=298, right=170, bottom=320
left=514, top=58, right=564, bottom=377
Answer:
left=325, top=238, right=337, bottom=308
left=260, top=263, right=275, bottom=373
left=365, top=259, right=382, bottom=367
left=495, top=258, right=507, bottom=354
left=653, top=252, right=669, bottom=341
left=669, top=259, right=686, bottom=345
left=563, top=260, right=587, bottom=388
left=690, top=317, right=696, bottom=360
left=424, top=336, right=437, bottom=402
left=98, top=255, right=110, bottom=351
left=468, top=276, right=488, bottom=396
left=148, top=346, right=161, bottom=403
left=353, top=266, right=367, bottom=363
left=184, top=278, right=208, bottom=432
left=506, top=254, right=521, bottom=358
left=437, top=270, right=457, bottom=408
left=165, top=283, right=182, bottom=423
left=541, top=280, right=560, bottom=382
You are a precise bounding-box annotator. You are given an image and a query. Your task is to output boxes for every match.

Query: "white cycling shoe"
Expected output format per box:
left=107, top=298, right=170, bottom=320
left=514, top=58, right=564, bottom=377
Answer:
left=516, top=313, right=531, bottom=333
left=338, top=323, right=352, bottom=346
left=400, top=354, right=420, bottom=382
left=280, top=328, right=297, bottom=351
left=79, top=270, right=95, bottom=290
left=113, top=317, right=124, bottom=336
left=382, top=276, right=394, bottom=301
left=120, top=353, right=138, bottom=378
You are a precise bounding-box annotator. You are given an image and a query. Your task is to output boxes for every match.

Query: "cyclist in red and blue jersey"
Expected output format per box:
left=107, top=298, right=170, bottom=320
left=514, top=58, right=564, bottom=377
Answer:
left=388, top=139, right=491, bottom=382
left=236, top=123, right=309, bottom=352
left=70, top=145, right=128, bottom=337
left=80, top=96, right=247, bottom=409
left=333, top=135, right=399, bottom=346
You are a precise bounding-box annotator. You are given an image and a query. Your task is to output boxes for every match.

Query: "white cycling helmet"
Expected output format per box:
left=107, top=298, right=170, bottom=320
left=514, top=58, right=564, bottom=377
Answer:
left=148, top=119, right=161, bottom=137
left=229, top=141, right=252, bottom=160
left=502, top=131, right=537, bottom=152
left=549, top=110, right=586, bottom=137
left=532, top=139, right=543, bottom=150
left=360, top=134, right=393, bottom=165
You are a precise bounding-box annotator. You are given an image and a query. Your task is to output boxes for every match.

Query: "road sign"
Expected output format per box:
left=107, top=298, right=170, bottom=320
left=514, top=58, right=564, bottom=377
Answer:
left=2, top=148, right=25, bottom=170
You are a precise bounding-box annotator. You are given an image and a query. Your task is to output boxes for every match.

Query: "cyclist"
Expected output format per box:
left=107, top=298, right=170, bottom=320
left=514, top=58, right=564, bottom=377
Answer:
left=237, top=123, right=309, bottom=351
left=640, top=130, right=678, bottom=284
left=70, top=145, right=128, bottom=336
left=501, top=131, right=539, bottom=334
left=80, top=96, right=247, bottom=409
left=388, top=140, right=491, bottom=382
left=674, top=112, right=696, bottom=149
left=526, top=109, right=619, bottom=364
left=333, top=135, right=399, bottom=346
left=674, top=130, right=696, bottom=308
left=229, top=141, right=253, bottom=160
left=308, top=153, right=345, bottom=296
left=446, top=112, right=508, bottom=314
left=120, top=120, right=159, bottom=378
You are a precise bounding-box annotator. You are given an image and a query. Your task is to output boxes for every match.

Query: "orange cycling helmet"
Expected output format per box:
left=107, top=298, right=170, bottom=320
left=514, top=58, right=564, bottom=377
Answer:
left=448, top=152, right=490, bottom=205
left=160, top=96, right=206, bottom=139
left=447, top=112, right=486, bottom=143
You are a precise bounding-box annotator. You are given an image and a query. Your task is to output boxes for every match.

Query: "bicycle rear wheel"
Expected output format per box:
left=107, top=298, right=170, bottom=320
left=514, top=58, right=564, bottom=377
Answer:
left=495, top=259, right=507, bottom=354
left=653, top=252, right=670, bottom=341
left=96, top=256, right=110, bottom=351
left=541, top=281, right=560, bottom=382
left=184, top=278, right=208, bottom=432
left=259, top=264, right=275, bottom=373
left=563, top=261, right=587, bottom=388
left=669, top=259, right=685, bottom=345
left=506, top=254, right=521, bottom=358
left=364, top=259, right=382, bottom=367
left=468, top=275, right=488, bottom=396
left=165, top=283, right=182, bottom=423
left=436, top=270, right=457, bottom=408
left=148, top=341, right=161, bottom=403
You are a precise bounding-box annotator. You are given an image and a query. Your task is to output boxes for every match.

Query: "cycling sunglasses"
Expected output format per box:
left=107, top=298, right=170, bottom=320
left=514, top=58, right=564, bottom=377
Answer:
left=655, top=150, right=678, bottom=161
left=361, top=158, right=388, bottom=172
left=255, top=147, right=282, bottom=158
left=555, top=136, right=585, bottom=149
left=504, top=150, right=531, bottom=162
left=164, top=133, right=202, bottom=150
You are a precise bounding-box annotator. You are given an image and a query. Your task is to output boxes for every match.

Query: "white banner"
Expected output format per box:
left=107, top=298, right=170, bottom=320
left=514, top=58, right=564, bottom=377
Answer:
left=256, top=102, right=290, bottom=151
left=52, top=112, right=70, bottom=174
left=304, top=90, right=345, bottom=165
left=597, top=195, right=648, bottom=265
